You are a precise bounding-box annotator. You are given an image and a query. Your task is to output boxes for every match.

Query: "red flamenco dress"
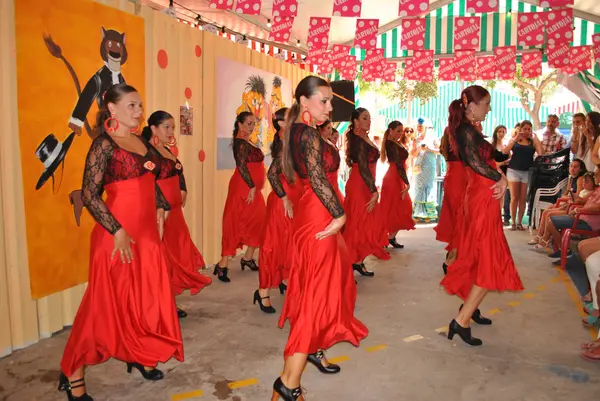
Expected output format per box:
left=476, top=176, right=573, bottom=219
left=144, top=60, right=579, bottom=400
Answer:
left=259, top=143, right=302, bottom=290
left=441, top=124, right=524, bottom=300
left=157, top=154, right=211, bottom=295
left=343, top=137, right=390, bottom=268
left=278, top=123, right=368, bottom=357
left=434, top=137, right=467, bottom=250
left=219, top=139, right=267, bottom=268
left=380, top=140, right=416, bottom=236
left=61, top=134, right=183, bottom=377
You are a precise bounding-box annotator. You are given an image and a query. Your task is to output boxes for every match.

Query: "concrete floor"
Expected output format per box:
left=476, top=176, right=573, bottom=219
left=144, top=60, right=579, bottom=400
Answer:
left=1, top=226, right=598, bottom=401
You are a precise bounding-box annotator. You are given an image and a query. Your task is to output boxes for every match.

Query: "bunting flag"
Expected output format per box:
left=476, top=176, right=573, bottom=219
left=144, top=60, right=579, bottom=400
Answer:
left=476, top=56, right=496, bottom=80
left=594, top=34, right=600, bottom=67
left=354, top=19, right=379, bottom=49
left=362, top=48, right=385, bottom=81
left=317, top=52, right=333, bottom=74
left=494, top=45, right=516, bottom=79
left=454, top=17, right=481, bottom=50
left=333, top=0, right=362, bottom=17
left=307, top=17, right=331, bottom=49
left=398, top=0, right=429, bottom=18
left=438, top=58, right=457, bottom=81
left=466, top=0, right=499, bottom=13
left=307, top=47, right=328, bottom=65
left=411, top=50, right=434, bottom=81
left=269, top=16, right=294, bottom=43
left=340, top=55, right=357, bottom=80
left=272, top=0, right=298, bottom=17
left=234, top=0, right=262, bottom=15
left=455, top=49, right=476, bottom=80
left=546, top=9, right=573, bottom=46
left=404, top=59, right=418, bottom=80
left=539, top=0, right=573, bottom=7
left=548, top=42, right=571, bottom=69
left=331, top=44, right=351, bottom=69
left=209, top=0, right=234, bottom=10
left=568, top=46, right=592, bottom=74
left=521, top=51, right=543, bottom=78
left=517, top=12, right=545, bottom=47
left=400, top=18, right=426, bottom=51
left=382, top=62, right=398, bottom=82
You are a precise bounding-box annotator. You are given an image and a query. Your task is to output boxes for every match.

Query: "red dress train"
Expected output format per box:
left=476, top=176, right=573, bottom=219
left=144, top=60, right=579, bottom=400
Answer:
left=441, top=125, right=524, bottom=300
left=61, top=135, right=183, bottom=377
left=434, top=160, right=467, bottom=250
left=343, top=138, right=390, bottom=263
left=157, top=157, right=211, bottom=295
left=278, top=124, right=368, bottom=357
left=221, top=139, right=267, bottom=257
left=380, top=141, right=416, bottom=233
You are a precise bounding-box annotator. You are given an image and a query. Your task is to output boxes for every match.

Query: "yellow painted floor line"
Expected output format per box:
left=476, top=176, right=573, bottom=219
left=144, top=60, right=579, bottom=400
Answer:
left=171, top=390, right=203, bottom=401
left=536, top=285, right=546, bottom=291
left=523, top=293, right=536, bottom=299
left=556, top=269, right=598, bottom=340
left=228, top=378, right=258, bottom=389
left=434, top=326, right=447, bottom=333
left=328, top=355, right=350, bottom=364
left=365, top=344, right=388, bottom=352
left=487, top=308, right=501, bottom=315
left=403, top=334, right=424, bottom=342
left=507, top=301, right=521, bottom=307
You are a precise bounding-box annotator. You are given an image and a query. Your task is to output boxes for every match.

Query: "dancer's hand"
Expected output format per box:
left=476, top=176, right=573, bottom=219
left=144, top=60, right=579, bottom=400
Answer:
left=401, top=187, right=409, bottom=200
left=282, top=196, right=294, bottom=219
left=69, top=122, right=83, bottom=136
left=316, top=215, right=346, bottom=240
left=246, top=187, right=256, bottom=204
left=157, top=208, right=166, bottom=240
left=112, top=228, right=135, bottom=263
left=490, top=176, right=507, bottom=200
left=181, top=191, right=187, bottom=207
left=366, top=191, right=379, bottom=213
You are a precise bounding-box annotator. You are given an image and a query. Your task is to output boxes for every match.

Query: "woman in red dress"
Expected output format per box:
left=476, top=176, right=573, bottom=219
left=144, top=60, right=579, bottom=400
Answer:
left=143, top=110, right=212, bottom=318
left=379, top=121, right=415, bottom=248
left=343, top=108, right=390, bottom=277
left=214, top=112, right=267, bottom=282
left=441, top=86, right=524, bottom=346
left=255, top=107, right=302, bottom=313
left=273, top=76, right=368, bottom=401
left=59, top=85, right=183, bottom=401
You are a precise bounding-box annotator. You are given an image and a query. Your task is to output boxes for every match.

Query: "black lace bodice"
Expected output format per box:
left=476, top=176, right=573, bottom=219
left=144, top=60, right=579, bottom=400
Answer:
left=322, top=140, right=341, bottom=172
left=157, top=151, right=187, bottom=191
left=81, top=133, right=171, bottom=235
left=267, top=153, right=286, bottom=198
left=386, top=141, right=410, bottom=185
left=456, top=123, right=501, bottom=182
left=290, top=123, right=344, bottom=218
left=233, top=138, right=264, bottom=188
left=348, top=138, right=379, bottom=193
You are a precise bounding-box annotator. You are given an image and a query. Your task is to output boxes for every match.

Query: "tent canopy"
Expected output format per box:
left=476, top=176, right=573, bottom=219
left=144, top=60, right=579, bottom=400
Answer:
left=150, top=0, right=600, bottom=52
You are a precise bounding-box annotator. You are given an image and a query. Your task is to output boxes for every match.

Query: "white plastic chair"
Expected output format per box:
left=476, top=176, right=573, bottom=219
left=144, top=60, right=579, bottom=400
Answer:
left=530, top=178, right=568, bottom=229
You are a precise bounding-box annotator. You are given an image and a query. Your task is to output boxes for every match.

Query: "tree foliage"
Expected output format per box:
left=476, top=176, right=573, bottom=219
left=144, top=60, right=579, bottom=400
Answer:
left=510, top=66, right=558, bottom=129
left=357, top=70, right=439, bottom=108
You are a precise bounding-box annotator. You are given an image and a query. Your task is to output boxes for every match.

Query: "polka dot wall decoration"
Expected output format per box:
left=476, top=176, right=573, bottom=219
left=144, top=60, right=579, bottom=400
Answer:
left=157, top=49, right=168, bottom=69
left=184, top=88, right=192, bottom=99
left=198, top=150, right=206, bottom=162
left=195, top=45, right=202, bottom=57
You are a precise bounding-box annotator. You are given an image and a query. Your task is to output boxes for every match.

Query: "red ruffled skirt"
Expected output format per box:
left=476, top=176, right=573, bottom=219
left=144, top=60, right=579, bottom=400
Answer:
left=158, top=176, right=211, bottom=295
left=61, top=174, right=183, bottom=376
left=343, top=163, right=390, bottom=263
left=259, top=176, right=302, bottom=289
left=441, top=167, right=524, bottom=300
left=379, top=165, right=416, bottom=233
left=278, top=173, right=368, bottom=357
left=221, top=162, right=267, bottom=257
left=434, top=161, right=467, bottom=249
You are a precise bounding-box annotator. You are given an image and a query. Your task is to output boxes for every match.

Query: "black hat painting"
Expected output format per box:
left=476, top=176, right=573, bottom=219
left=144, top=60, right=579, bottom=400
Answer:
left=35, top=132, right=75, bottom=191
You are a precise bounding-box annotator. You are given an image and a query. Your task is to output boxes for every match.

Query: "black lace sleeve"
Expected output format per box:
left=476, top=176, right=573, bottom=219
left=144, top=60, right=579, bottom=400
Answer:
left=456, top=125, right=502, bottom=182
left=234, top=140, right=255, bottom=188
left=267, top=154, right=286, bottom=198
left=301, top=127, right=344, bottom=218
left=145, top=143, right=171, bottom=211
left=389, top=143, right=410, bottom=186
left=357, top=140, right=377, bottom=193
left=81, top=135, right=122, bottom=235
left=177, top=160, right=187, bottom=192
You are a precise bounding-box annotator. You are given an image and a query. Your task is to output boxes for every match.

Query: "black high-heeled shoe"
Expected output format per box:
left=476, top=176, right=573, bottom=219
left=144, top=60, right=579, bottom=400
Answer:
left=241, top=258, right=259, bottom=271
left=353, top=263, right=374, bottom=277
left=307, top=349, right=341, bottom=374
left=279, top=282, right=287, bottom=295
left=58, top=373, right=94, bottom=401
left=213, top=264, right=230, bottom=282
left=459, top=304, right=492, bottom=325
left=177, top=307, right=187, bottom=318
left=447, top=319, right=483, bottom=346
left=253, top=290, right=276, bottom=314
left=388, top=238, right=404, bottom=249
left=271, top=377, right=303, bottom=401
left=126, top=363, right=164, bottom=381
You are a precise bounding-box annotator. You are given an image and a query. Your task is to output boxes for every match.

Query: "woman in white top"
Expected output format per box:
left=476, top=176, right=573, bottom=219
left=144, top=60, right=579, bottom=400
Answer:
left=572, top=112, right=596, bottom=172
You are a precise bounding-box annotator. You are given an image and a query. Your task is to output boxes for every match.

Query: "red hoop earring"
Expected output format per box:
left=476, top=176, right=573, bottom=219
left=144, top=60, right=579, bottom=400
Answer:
left=104, top=114, right=119, bottom=133
left=301, top=110, right=312, bottom=125
left=167, top=137, right=177, bottom=147
left=151, top=136, right=160, bottom=146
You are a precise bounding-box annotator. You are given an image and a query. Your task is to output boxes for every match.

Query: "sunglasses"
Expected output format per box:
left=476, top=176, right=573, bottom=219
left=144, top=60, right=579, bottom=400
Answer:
left=404, top=129, right=414, bottom=133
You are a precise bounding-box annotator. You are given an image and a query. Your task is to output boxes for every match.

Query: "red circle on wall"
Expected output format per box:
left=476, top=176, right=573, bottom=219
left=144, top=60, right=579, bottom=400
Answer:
left=195, top=45, right=202, bottom=57
left=169, top=145, right=179, bottom=157
left=184, top=87, right=192, bottom=99
left=157, top=50, right=168, bottom=69
left=198, top=150, right=206, bottom=162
